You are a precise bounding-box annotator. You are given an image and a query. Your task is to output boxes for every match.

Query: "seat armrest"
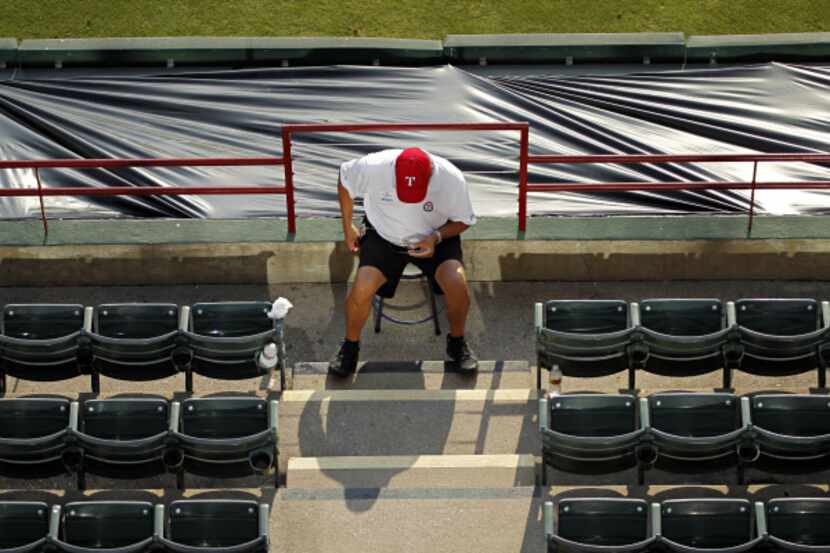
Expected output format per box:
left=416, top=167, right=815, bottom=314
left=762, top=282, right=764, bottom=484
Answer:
left=543, top=501, right=554, bottom=538
left=534, top=302, right=544, bottom=332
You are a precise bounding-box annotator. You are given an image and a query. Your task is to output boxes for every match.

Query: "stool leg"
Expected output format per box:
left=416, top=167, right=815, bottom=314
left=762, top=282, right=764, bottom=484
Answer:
left=428, top=282, right=441, bottom=336
left=373, top=296, right=383, bottom=333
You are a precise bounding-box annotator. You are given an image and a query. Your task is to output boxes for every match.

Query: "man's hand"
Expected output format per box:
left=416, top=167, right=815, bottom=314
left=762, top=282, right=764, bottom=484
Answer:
left=344, top=223, right=361, bottom=253
left=408, top=234, right=438, bottom=258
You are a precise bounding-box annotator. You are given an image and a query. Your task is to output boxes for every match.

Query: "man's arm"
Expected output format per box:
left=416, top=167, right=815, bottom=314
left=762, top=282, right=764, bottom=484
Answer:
left=338, top=181, right=361, bottom=253
left=408, top=220, right=469, bottom=258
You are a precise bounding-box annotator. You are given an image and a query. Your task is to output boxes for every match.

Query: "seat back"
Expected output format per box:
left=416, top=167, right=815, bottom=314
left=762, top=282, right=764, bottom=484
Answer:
left=180, top=398, right=268, bottom=439
left=2, top=304, right=84, bottom=340
left=751, top=395, right=830, bottom=437
left=81, top=399, right=169, bottom=440
left=767, top=498, right=830, bottom=546
left=736, top=299, right=819, bottom=336
left=661, top=499, right=753, bottom=548
left=649, top=393, right=740, bottom=437
left=549, top=395, right=637, bottom=437
left=190, top=302, right=273, bottom=338
left=0, top=502, right=49, bottom=548
left=168, top=500, right=259, bottom=547
left=0, top=398, right=71, bottom=439
left=95, top=304, right=178, bottom=339
left=640, top=299, right=723, bottom=336
left=558, top=499, right=648, bottom=545
left=63, top=502, right=154, bottom=548
left=544, top=300, right=628, bottom=333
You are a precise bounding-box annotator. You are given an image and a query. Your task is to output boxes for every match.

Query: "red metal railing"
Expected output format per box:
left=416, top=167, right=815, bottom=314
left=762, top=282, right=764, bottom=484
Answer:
left=523, top=152, right=830, bottom=233
left=281, top=122, right=530, bottom=237
left=1, top=123, right=830, bottom=238
left=0, top=157, right=286, bottom=235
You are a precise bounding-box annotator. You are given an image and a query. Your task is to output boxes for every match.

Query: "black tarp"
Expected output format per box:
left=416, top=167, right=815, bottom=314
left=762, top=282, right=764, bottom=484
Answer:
left=1, top=63, right=829, bottom=219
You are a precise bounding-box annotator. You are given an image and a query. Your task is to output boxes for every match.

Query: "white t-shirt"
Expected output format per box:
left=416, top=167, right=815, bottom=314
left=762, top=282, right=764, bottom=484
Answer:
left=339, top=149, right=476, bottom=247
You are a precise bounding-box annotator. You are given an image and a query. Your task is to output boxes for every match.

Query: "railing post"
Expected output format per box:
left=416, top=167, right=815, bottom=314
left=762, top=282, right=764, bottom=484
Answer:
left=747, top=160, right=758, bottom=236
left=281, top=127, right=297, bottom=234
left=34, top=167, right=49, bottom=237
left=517, top=125, right=529, bottom=233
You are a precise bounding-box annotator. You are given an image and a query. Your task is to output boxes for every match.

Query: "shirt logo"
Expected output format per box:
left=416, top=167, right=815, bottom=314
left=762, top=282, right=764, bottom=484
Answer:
left=380, top=191, right=394, bottom=203
left=423, top=201, right=434, bottom=212
left=405, top=176, right=416, bottom=187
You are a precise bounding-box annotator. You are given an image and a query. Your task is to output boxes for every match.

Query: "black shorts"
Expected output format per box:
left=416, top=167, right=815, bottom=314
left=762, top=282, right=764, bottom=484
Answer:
left=358, top=224, right=464, bottom=299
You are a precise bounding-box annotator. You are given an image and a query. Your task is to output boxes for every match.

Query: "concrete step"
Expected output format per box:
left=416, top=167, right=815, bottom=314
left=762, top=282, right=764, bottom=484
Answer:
left=278, top=389, right=539, bottom=472
left=290, top=360, right=531, bottom=390
left=273, top=486, right=543, bottom=553
left=286, top=454, right=536, bottom=489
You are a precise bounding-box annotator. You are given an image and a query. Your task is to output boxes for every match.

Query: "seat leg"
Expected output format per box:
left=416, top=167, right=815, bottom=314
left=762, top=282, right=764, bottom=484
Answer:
left=637, top=463, right=646, bottom=486
left=540, top=461, right=548, bottom=487
left=428, top=281, right=441, bottom=336
left=536, top=358, right=543, bottom=391
left=818, top=355, right=827, bottom=390
left=279, top=366, right=286, bottom=392
left=737, top=462, right=745, bottom=485
left=176, top=469, right=185, bottom=490
left=76, top=467, right=86, bottom=491
left=185, top=370, right=194, bottom=394
left=723, top=366, right=733, bottom=391
left=627, top=367, right=636, bottom=391
left=373, top=296, right=383, bottom=333
left=0, top=370, right=5, bottom=395
left=274, top=453, right=280, bottom=488
left=90, top=371, right=100, bottom=395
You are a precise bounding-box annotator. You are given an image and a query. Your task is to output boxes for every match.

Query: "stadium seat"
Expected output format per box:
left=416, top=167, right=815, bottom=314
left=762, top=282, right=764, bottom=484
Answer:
left=89, top=304, right=183, bottom=393
left=733, top=299, right=830, bottom=389
left=634, top=299, right=733, bottom=389
left=0, top=501, right=51, bottom=553
left=766, top=498, right=830, bottom=548
left=639, top=392, right=749, bottom=484
left=543, top=498, right=656, bottom=553
left=162, top=500, right=268, bottom=553
left=55, top=501, right=157, bottom=552
left=182, top=302, right=286, bottom=392
left=535, top=300, right=635, bottom=390
left=0, top=398, right=77, bottom=475
left=0, top=304, right=88, bottom=394
left=659, top=499, right=764, bottom=552
left=72, top=398, right=172, bottom=489
left=745, top=394, right=830, bottom=471
left=171, top=397, right=279, bottom=488
left=539, top=394, right=644, bottom=485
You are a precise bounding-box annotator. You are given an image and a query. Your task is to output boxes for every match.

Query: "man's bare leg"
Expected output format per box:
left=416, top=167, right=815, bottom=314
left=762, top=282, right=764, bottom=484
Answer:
left=345, top=266, right=387, bottom=341
left=435, top=260, right=470, bottom=337
left=330, top=266, right=387, bottom=376
left=435, top=260, right=478, bottom=372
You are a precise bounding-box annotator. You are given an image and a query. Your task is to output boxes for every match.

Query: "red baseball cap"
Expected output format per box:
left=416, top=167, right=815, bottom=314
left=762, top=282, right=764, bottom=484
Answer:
left=395, top=148, right=432, bottom=203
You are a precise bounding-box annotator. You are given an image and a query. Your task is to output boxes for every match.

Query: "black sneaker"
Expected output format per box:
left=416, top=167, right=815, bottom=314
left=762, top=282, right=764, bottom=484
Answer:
left=446, top=334, right=479, bottom=373
left=329, top=340, right=359, bottom=377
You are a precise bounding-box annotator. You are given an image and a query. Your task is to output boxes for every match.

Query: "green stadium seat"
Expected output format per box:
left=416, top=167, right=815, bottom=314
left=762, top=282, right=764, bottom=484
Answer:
left=0, top=304, right=87, bottom=394
left=539, top=394, right=644, bottom=485
left=535, top=300, right=635, bottom=390
left=0, top=501, right=50, bottom=553
left=0, top=398, right=76, bottom=475
left=746, top=394, right=830, bottom=472
left=163, top=500, right=268, bottom=553
left=58, top=501, right=156, bottom=552
left=544, top=498, right=656, bottom=553
left=766, top=498, right=830, bottom=548
left=734, top=299, right=830, bottom=389
left=89, top=304, right=182, bottom=393
left=73, top=398, right=171, bottom=489
left=182, top=302, right=286, bottom=392
left=636, top=299, right=732, bottom=389
left=659, top=499, right=764, bottom=552
left=171, top=397, right=279, bottom=488
left=640, top=393, right=749, bottom=484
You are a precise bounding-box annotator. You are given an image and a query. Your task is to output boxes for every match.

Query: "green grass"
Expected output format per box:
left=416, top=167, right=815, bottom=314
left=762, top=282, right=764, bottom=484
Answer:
left=3, top=0, right=829, bottom=40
